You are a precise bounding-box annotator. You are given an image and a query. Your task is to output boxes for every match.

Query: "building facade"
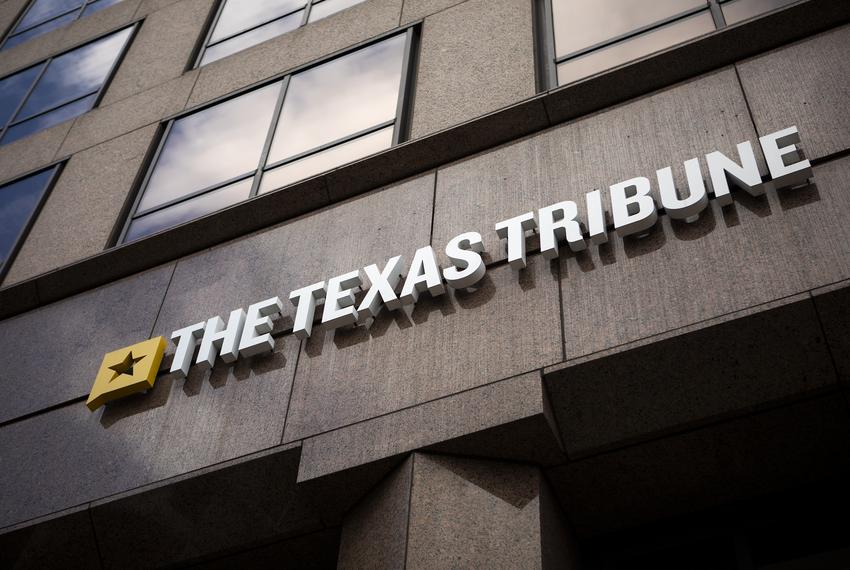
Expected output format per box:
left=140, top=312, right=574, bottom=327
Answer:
left=1, top=0, right=849, bottom=567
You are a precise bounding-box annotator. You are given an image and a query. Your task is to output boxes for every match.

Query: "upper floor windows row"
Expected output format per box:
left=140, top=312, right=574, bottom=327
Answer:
left=197, top=0, right=367, bottom=66
left=542, top=0, right=799, bottom=88
left=1, top=0, right=125, bottom=50
left=121, top=29, right=415, bottom=242
left=0, top=25, right=134, bottom=146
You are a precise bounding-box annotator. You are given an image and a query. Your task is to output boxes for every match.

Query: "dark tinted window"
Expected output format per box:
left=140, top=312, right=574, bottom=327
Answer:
left=0, top=26, right=133, bottom=146
left=0, top=166, right=60, bottom=279
left=2, top=0, right=126, bottom=50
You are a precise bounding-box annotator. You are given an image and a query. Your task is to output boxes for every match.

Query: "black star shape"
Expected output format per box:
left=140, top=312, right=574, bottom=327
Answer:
left=108, top=351, right=145, bottom=381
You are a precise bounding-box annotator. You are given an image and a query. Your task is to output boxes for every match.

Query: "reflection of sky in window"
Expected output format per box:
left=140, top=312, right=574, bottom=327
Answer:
left=18, top=0, right=83, bottom=30
left=0, top=64, right=43, bottom=126
left=307, top=0, right=366, bottom=23
left=126, top=178, right=253, bottom=242
left=551, top=0, right=706, bottom=57
left=556, top=11, right=714, bottom=85
left=0, top=168, right=54, bottom=269
left=16, top=26, right=133, bottom=119
left=201, top=10, right=303, bottom=66
left=268, top=33, right=405, bottom=162
left=138, top=82, right=282, bottom=212
left=211, top=0, right=306, bottom=42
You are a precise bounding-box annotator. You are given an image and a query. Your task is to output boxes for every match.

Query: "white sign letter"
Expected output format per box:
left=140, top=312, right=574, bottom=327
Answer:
left=322, top=270, right=361, bottom=330
left=289, top=282, right=326, bottom=339
left=443, top=232, right=486, bottom=289
left=238, top=297, right=283, bottom=357
left=586, top=189, right=608, bottom=245
left=610, top=177, right=658, bottom=237
left=170, top=322, right=205, bottom=377
left=400, top=246, right=445, bottom=305
left=358, top=255, right=405, bottom=321
left=537, top=201, right=586, bottom=258
left=197, top=308, right=247, bottom=368
left=495, top=212, right=536, bottom=269
left=657, top=158, right=709, bottom=221
left=706, top=141, right=763, bottom=205
left=760, top=125, right=812, bottom=190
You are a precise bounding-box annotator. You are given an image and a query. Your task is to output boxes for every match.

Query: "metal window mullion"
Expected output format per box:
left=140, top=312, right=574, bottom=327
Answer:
left=1, top=0, right=37, bottom=47
left=538, top=0, right=558, bottom=92
left=250, top=76, right=291, bottom=198
left=9, top=88, right=100, bottom=125
left=263, top=119, right=396, bottom=172
left=708, top=0, right=727, bottom=29
left=391, top=26, right=416, bottom=145
left=6, top=60, right=50, bottom=129
left=194, top=0, right=228, bottom=68
left=301, top=0, right=314, bottom=26
left=116, top=120, right=174, bottom=243
left=134, top=169, right=259, bottom=218
left=554, top=4, right=712, bottom=64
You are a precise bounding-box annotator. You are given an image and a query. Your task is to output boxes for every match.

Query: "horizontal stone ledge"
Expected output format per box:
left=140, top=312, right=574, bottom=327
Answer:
left=1, top=0, right=847, bottom=321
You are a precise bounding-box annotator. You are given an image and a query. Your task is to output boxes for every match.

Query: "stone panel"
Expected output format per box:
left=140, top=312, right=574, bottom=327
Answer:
left=298, top=371, right=562, bottom=481
left=557, top=156, right=850, bottom=360
left=432, top=67, right=760, bottom=265
left=547, top=395, right=850, bottom=536
left=0, top=505, right=101, bottom=570
left=4, top=125, right=159, bottom=284
left=737, top=24, right=850, bottom=161
left=90, top=444, right=320, bottom=569
left=186, top=0, right=403, bottom=108
left=812, top=279, right=850, bottom=385
left=400, top=0, right=466, bottom=24
left=59, top=71, right=196, bottom=157
left=0, top=262, right=173, bottom=424
left=0, top=121, right=72, bottom=184
left=151, top=173, right=434, bottom=350
left=101, top=0, right=214, bottom=105
left=284, top=254, right=563, bottom=442
left=0, top=333, right=300, bottom=528
left=406, top=454, right=572, bottom=569
left=337, top=456, right=412, bottom=570
left=545, top=294, right=838, bottom=457
left=410, top=0, right=535, bottom=139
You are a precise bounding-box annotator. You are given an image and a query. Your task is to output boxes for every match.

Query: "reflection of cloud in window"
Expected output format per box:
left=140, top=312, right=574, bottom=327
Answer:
left=19, top=0, right=83, bottom=29
left=139, top=83, right=282, bottom=212
left=212, top=0, right=306, bottom=42
left=268, top=34, right=406, bottom=161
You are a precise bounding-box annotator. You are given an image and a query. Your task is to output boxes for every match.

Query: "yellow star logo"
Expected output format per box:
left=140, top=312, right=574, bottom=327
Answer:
left=87, top=337, right=166, bottom=411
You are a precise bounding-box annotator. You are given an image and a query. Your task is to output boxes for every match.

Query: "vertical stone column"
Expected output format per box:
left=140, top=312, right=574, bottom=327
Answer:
left=337, top=452, right=577, bottom=569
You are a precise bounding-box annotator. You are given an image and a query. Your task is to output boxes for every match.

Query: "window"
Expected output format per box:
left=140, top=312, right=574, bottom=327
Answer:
left=121, top=30, right=415, bottom=243
left=1, top=0, right=125, bottom=50
left=0, top=25, right=135, bottom=146
left=196, top=0, right=368, bottom=67
left=0, top=164, right=62, bottom=281
left=540, top=0, right=799, bottom=88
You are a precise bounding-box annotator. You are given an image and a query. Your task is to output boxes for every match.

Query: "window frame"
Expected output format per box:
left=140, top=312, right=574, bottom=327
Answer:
left=115, top=24, right=420, bottom=245
left=191, top=0, right=369, bottom=69
left=0, top=22, right=139, bottom=146
left=0, top=0, right=123, bottom=50
left=536, top=0, right=739, bottom=91
left=0, top=161, right=65, bottom=283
